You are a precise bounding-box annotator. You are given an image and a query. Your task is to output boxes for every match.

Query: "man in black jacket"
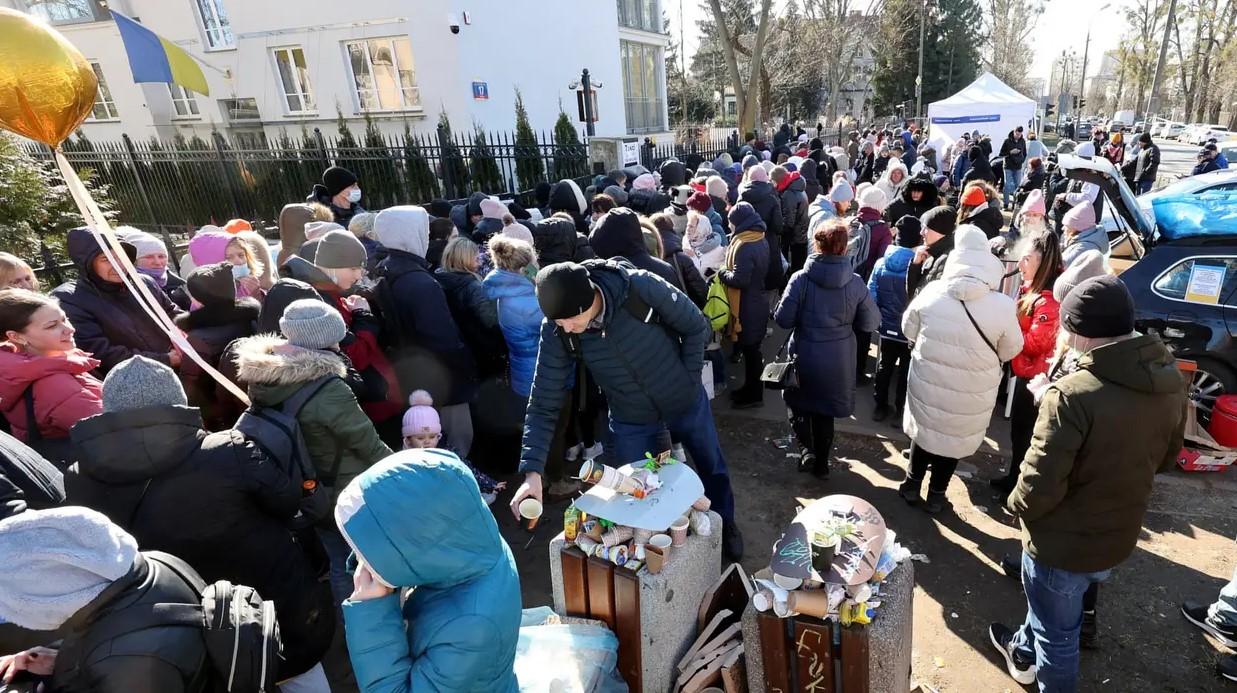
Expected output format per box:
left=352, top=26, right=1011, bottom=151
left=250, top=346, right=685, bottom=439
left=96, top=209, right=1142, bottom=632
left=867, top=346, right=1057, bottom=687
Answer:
left=508, top=260, right=743, bottom=561
left=906, top=206, right=958, bottom=299
left=999, top=127, right=1028, bottom=209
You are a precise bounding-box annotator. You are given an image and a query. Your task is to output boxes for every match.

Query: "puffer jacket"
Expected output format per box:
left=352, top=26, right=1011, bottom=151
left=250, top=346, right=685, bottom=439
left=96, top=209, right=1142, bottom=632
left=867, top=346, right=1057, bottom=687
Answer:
left=777, top=172, right=811, bottom=246
left=719, top=226, right=770, bottom=347
left=740, top=180, right=785, bottom=288
left=629, top=187, right=671, bottom=216
left=65, top=405, right=334, bottom=679
left=0, top=345, right=102, bottom=443
left=902, top=225, right=1024, bottom=458
left=50, top=227, right=184, bottom=374
left=434, top=268, right=505, bottom=380
left=337, top=449, right=521, bottom=693
left=1062, top=225, right=1110, bottom=266
left=172, top=298, right=259, bottom=430
left=519, top=261, right=709, bottom=475
left=531, top=215, right=596, bottom=266
left=875, top=160, right=909, bottom=204
left=51, top=552, right=210, bottom=693
left=1009, top=334, right=1185, bottom=573
left=867, top=244, right=915, bottom=342
left=234, top=336, right=393, bottom=506
left=963, top=202, right=1005, bottom=239
left=853, top=207, right=893, bottom=280
left=1010, top=288, right=1060, bottom=379
left=884, top=176, right=939, bottom=224
left=774, top=255, right=879, bottom=417
left=483, top=269, right=543, bottom=398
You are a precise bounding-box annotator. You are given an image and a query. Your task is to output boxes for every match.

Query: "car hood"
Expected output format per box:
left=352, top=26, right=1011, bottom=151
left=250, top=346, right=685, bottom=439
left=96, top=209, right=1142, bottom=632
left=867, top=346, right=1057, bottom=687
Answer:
left=1057, top=154, right=1154, bottom=242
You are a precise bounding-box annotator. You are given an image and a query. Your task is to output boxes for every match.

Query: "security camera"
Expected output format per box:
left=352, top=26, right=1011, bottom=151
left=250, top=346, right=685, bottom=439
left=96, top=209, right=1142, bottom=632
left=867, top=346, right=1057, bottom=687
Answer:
left=448, top=14, right=460, bottom=34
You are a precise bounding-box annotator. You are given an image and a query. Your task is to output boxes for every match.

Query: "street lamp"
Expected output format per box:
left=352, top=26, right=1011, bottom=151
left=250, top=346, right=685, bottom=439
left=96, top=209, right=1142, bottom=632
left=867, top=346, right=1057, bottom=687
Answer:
left=1077, top=3, right=1110, bottom=120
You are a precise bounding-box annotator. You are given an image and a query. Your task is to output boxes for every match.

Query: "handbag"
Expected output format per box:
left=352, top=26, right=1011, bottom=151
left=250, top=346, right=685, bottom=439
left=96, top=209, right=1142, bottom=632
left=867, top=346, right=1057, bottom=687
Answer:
left=761, top=277, right=809, bottom=390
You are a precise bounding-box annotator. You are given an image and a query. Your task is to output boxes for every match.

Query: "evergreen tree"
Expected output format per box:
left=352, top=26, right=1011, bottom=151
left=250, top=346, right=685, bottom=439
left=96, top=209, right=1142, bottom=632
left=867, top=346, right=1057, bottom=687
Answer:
left=513, top=89, right=545, bottom=190
left=871, top=0, right=982, bottom=117
left=362, top=114, right=399, bottom=208
left=402, top=123, right=440, bottom=203
left=437, top=111, right=470, bottom=198
left=552, top=111, right=587, bottom=180
left=469, top=124, right=504, bottom=194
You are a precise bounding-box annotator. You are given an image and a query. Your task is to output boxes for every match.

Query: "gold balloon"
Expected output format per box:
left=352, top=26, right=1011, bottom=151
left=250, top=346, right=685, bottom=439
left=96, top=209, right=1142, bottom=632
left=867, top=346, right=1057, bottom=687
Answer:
left=0, top=7, right=97, bottom=147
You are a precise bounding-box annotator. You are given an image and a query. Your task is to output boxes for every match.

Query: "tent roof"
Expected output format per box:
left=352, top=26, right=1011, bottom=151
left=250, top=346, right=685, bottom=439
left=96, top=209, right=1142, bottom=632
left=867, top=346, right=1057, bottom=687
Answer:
left=930, top=71, right=1035, bottom=108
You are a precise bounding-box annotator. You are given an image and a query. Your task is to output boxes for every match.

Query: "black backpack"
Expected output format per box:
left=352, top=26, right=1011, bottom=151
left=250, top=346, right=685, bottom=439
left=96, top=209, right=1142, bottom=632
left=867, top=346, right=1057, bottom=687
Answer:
left=65, top=552, right=281, bottom=693
left=233, top=376, right=338, bottom=529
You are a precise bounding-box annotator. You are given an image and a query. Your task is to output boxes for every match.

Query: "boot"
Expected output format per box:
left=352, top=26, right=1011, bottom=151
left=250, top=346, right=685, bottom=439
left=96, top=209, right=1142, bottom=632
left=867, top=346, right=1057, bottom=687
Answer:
left=797, top=448, right=816, bottom=474
left=872, top=403, right=891, bottom=422
left=923, top=490, right=950, bottom=514
left=812, top=454, right=830, bottom=479
left=898, top=476, right=923, bottom=505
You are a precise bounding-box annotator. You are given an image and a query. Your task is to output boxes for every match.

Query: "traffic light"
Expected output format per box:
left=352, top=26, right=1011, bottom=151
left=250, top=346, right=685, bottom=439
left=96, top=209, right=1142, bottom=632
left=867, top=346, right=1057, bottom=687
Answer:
left=1079, top=97, right=1087, bottom=110
left=1072, top=95, right=1079, bottom=110
left=1045, top=103, right=1055, bottom=118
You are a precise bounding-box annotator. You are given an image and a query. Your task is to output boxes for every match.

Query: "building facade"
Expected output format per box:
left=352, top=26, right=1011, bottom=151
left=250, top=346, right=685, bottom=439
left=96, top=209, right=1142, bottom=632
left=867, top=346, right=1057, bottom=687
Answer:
left=6, top=0, right=671, bottom=145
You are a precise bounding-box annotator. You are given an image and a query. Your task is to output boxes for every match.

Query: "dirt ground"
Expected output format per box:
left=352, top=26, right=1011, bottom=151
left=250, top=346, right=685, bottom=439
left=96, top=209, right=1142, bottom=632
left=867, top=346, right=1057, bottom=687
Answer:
left=494, top=408, right=1237, bottom=692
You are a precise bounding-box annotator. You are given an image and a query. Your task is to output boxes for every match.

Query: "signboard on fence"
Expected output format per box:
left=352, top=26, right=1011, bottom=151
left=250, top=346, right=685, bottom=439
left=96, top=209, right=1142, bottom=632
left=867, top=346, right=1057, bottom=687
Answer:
left=621, top=140, right=639, bottom=167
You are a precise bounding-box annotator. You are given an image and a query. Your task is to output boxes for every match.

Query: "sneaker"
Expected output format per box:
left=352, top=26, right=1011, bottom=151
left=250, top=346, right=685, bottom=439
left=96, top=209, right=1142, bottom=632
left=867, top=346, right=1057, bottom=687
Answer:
left=1181, top=601, right=1237, bottom=647
left=897, top=479, right=922, bottom=505
left=671, top=443, right=686, bottom=462
left=1219, top=654, right=1237, bottom=682
left=565, top=443, right=584, bottom=462
left=722, top=521, right=744, bottom=563
left=872, top=403, right=890, bottom=422
left=988, top=623, right=1037, bottom=685
left=922, top=491, right=950, bottom=515
left=1080, top=610, right=1099, bottom=650
left=1000, top=554, right=1022, bottom=582
left=582, top=442, right=604, bottom=461
left=797, top=449, right=816, bottom=474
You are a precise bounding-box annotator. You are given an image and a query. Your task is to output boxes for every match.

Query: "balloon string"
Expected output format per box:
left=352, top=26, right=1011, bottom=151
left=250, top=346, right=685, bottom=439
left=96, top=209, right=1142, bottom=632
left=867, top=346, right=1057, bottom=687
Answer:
left=53, top=149, right=251, bottom=406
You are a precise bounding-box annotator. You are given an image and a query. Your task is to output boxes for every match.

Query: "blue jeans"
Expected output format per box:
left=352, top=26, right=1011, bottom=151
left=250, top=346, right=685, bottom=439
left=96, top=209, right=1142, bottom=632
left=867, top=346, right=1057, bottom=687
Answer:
left=1011, top=551, right=1111, bottom=692
left=609, top=385, right=735, bottom=525
left=1136, top=179, right=1154, bottom=195
left=1004, top=166, right=1024, bottom=206
left=316, top=527, right=354, bottom=607
left=1210, top=563, right=1237, bottom=628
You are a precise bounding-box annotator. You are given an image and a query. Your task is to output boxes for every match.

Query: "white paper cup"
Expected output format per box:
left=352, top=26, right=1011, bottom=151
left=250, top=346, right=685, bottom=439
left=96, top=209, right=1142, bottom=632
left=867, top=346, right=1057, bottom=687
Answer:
left=649, top=533, right=672, bottom=550
left=772, top=573, right=803, bottom=591
left=518, top=498, right=543, bottom=530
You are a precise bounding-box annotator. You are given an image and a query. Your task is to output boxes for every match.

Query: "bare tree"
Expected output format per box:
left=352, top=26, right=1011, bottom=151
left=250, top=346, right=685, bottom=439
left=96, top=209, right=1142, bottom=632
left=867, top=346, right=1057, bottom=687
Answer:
left=708, top=0, right=775, bottom=133
left=979, top=0, right=1045, bottom=95
left=803, top=0, right=878, bottom=123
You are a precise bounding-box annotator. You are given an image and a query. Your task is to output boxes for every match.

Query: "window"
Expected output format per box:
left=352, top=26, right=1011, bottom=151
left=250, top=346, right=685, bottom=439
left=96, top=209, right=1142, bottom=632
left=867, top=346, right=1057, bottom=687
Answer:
left=194, top=0, right=234, bottom=50
left=617, top=0, right=661, bottom=32
left=1152, top=257, right=1237, bottom=307
left=272, top=47, right=315, bottom=113
left=87, top=62, right=119, bottom=120
left=167, top=84, right=200, bottom=118
left=621, top=40, right=665, bottom=133
left=24, top=0, right=108, bottom=26
left=344, top=37, right=420, bottom=112
left=219, top=98, right=261, bottom=123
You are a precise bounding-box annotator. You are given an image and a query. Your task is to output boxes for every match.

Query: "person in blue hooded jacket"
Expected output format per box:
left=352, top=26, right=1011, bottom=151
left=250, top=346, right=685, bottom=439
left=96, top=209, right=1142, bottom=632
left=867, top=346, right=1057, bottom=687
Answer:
left=868, top=215, right=920, bottom=423
left=335, top=448, right=521, bottom=693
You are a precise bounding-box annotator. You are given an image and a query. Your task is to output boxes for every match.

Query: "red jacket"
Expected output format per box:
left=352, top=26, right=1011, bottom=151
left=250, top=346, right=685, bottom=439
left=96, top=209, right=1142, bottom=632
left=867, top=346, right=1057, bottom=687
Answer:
left=323, top=292, right=403, bottom=423
left=1010, top=287, right=1060, bottom=379
left=0, top=344, right=103, bottom=441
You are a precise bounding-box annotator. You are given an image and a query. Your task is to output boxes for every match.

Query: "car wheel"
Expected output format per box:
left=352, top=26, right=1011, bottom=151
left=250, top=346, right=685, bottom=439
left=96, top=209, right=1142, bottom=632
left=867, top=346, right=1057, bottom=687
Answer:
left=1189, top=358, right=1236, bottom=427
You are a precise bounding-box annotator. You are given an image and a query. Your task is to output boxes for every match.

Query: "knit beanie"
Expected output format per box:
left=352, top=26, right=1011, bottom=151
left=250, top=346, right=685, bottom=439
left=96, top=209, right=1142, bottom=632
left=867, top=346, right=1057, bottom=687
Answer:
left=188, top=230, right=232, bottom=266
left=102, top=356, right=188, bottom=413
left=428, top=198, right=454, bottom=219
left=402, top=390, right=441, bottom=437
left=120, top=229, right=167, bottom=259
left=895, top=215, right=923, bottom=247
left=279, top=299, right=347, bottom=350
left=858, top=186, right=888, bottom=212
left=1062, top=202, right=1096, bottom=231
left=741, top=154, right=760, bottom=170
left=1053, top=250, right=1108, bottom=303
left=0, top=507, right=139, bottom=631
left=760, top=160, right=775, bottom=174
left=322, top=166, right=358, bottom=197
left=960, top=185, right=988, bottom=207
left=603, top=185, right=629, bottom=205
left=728, top=201, right=766, bottom=233
left=480, top=197, right=506, bottom=220
left=501, top=222, right=534, bottom=245
left=536, top=262, right=597, bottom=320
left=705, top=176, right=728, bottom=199
left=828, top=180, right=854, bottom=203
left=1060, top=275, right=1134, bottom=338
left=920, top=206, right=957, bottom=236
left=312, top=230, right=367, bottom=269
left=223, top=219, right=252, bottom=234
left=688, top=190, right=713, bottom=214
left=749, top=166, right=770, bottom=183
left=632, top=173, right=657, bottom=191
left=671, top=185, right=693, bottom=208
left=1020, top=188, right=1046, bottom=217
left=186, top=261, right=236, bottom=306
left=304, top=220, right=344, bottom=242
left=348, top=212, right=377, bottom=240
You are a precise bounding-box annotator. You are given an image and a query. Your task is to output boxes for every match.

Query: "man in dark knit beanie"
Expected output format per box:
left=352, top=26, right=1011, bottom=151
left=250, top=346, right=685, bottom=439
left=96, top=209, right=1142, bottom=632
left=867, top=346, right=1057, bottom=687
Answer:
left=306, top=165, right=364, bottom=226
left=906, top=205, right=957, bottom=298
left=990, top=275, right=1186, bottom=690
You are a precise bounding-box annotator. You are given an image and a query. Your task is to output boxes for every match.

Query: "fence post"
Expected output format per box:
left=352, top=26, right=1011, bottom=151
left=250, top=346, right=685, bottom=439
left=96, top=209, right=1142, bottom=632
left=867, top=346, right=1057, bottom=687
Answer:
left=38, top=242, right=63, bottom=286
left=211, top=132, right=244, bottom=219
left=120, top=134, right=160, bottom=226
left=313, top=127, right=331, bottom=168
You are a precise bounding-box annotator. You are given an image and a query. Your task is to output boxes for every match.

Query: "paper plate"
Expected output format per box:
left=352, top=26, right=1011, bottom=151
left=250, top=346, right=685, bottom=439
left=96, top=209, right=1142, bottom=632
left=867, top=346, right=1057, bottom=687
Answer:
left=774, top=495, right=888, bottom=586
left=573, top=461, right=704, bottom=531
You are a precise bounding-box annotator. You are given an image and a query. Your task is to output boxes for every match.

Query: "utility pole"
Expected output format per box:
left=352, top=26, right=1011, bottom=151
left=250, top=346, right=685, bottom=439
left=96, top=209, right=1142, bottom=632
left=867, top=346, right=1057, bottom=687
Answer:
left=1055, top=53, right=1069, bottom=134
left=1078, top=27, right=1091, bottom=119
left=915, top=0, right=928, bottom=119
left=1144, top=0, right=1177, bottom=120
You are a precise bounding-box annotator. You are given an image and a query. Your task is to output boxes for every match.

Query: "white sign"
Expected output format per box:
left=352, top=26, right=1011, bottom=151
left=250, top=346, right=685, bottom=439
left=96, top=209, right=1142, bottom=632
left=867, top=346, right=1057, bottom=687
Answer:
left=574, top=461, right=703, bottom=531
left=1185, top=264, right=1226, bottom=305
left=621, top=140, right=639, bottom=167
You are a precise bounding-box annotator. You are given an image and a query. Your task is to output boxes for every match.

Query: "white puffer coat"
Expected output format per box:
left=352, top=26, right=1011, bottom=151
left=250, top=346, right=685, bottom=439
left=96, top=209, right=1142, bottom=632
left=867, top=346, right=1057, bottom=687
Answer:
left=902, top=225, right=1024, bottom=458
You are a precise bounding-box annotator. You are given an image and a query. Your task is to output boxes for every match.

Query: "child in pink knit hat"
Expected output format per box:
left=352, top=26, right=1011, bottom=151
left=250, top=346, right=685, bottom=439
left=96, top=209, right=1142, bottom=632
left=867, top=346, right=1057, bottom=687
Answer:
left=1016, top=188, right=1049, bottom=235
left=402, top=390, right=505, bottom=504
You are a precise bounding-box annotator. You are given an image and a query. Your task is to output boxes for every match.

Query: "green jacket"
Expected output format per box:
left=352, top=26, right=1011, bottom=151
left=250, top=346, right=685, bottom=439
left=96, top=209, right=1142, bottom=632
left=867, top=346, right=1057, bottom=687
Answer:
left=1008, top=334, right=1186, bottom=573
left=234, top=336, right=392, bottom=507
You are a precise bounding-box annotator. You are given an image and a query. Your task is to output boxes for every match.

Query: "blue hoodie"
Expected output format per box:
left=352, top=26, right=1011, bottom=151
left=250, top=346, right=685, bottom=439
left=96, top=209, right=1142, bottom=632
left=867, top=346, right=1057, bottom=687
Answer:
left=483, top=268, right=544, bottom=398
left=336, top=449, right=521, bottom=693
left=867, top=244, right=914, bottom=341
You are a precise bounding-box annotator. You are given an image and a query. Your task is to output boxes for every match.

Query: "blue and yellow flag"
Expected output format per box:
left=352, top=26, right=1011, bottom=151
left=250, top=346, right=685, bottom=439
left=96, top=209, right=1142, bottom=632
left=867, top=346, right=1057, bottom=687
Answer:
left=111, top=11, right=209, bottom=96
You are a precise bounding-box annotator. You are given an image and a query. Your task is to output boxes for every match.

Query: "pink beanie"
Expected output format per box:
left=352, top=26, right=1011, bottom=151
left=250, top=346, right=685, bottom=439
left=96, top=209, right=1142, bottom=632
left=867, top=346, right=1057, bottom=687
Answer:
left=1020, top=188, right=1046, bottom=217
left=632, top=173, right=657, bottom=191
left=188, top=230, right=232, bottom=266
left=401, top=390, right=441, bottom=437
left=749, top=166, right=770, bottom=183
left=501, top=222, right=534, bottom=245
left=1062, top=202, right=1096, bottom=231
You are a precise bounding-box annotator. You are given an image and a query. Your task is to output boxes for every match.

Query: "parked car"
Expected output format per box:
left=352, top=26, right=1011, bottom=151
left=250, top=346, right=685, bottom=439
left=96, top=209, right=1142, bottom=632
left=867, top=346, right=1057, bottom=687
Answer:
left=1219, top=139, right=1237, bottom=166
left=1197, top=126, right=1231, bottom=146
left=1060, top=154, right=1237, bottom=426
left=1099, top=169, right=1237, bottom=239
left=1076, top=121, right=1094, bottom=140
left=1158, top=121, right=1186, bottom=139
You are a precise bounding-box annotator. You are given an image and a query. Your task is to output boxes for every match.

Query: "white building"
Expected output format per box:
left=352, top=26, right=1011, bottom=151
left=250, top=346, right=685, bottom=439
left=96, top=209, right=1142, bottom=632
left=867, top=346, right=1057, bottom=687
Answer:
left=6, top=0, right=671, bottom=146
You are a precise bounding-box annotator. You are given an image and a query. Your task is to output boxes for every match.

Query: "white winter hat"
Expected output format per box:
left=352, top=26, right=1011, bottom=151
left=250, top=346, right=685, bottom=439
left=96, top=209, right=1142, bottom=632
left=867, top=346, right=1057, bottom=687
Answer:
left=858, top=186, right=888, bottom=212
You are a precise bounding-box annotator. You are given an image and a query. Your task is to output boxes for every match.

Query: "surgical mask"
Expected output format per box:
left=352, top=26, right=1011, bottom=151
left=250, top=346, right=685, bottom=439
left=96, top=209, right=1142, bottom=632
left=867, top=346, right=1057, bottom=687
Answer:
left=347, top=188, right=363, bottom=204
left=231, top=263, right=251, bottom=279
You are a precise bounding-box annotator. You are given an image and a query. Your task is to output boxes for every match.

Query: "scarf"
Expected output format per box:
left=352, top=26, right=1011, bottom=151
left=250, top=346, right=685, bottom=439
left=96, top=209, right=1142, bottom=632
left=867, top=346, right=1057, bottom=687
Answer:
left=722, top=230, right=765, bottom=338
left=135, top=265, right=168, bottom=288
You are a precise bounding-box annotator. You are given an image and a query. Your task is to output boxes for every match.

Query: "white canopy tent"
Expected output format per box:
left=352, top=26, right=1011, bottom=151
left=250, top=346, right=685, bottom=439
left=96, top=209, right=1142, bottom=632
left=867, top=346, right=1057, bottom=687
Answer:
left=926, top=72, right=1037, bottom=156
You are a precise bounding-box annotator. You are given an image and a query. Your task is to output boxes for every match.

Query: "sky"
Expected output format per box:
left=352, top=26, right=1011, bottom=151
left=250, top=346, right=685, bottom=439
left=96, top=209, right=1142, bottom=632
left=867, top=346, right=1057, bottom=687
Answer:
left=663, top=0, right=1124, bottom=98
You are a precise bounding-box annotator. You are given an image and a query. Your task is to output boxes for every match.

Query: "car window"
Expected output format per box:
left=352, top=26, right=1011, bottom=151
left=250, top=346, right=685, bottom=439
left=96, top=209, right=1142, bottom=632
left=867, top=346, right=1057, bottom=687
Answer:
left=1152, top=257, right=1237, bottom=307
left=1202, top=183, right=1237, bottom=192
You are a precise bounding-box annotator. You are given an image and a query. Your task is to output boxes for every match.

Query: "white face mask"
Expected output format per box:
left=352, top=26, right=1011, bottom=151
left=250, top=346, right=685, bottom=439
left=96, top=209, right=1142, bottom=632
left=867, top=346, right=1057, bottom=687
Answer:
left=347, top=188, right=363, bottom=204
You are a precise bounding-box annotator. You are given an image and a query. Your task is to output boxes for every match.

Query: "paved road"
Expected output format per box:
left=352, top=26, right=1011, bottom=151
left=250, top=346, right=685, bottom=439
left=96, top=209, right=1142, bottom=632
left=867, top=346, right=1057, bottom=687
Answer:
left=1156, top=139, right=1203, bottom=179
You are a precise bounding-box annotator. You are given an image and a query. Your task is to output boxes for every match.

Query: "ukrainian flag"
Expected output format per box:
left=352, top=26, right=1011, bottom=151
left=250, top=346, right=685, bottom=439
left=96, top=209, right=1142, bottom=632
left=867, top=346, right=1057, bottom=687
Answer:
left=112, top=11, right=209, bottom=96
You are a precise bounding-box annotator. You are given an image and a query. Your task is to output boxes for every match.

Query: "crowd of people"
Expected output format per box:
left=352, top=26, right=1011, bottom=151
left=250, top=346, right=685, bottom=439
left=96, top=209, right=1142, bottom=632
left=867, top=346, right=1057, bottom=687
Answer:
left=0, top=119, right=1232, bottom=692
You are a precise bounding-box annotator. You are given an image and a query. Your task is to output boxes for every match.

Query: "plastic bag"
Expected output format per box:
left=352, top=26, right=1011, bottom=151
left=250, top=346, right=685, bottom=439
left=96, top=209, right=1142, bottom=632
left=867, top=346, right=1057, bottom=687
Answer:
left=515, top=623, right=629, bottom=693
left=1152, top=191, right=1237, bottom=241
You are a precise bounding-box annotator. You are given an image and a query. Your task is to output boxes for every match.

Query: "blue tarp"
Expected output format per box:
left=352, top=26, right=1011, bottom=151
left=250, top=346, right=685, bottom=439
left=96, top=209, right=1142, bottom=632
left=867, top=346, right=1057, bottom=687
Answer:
left=1152, top=192, right=1237, bottom=240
